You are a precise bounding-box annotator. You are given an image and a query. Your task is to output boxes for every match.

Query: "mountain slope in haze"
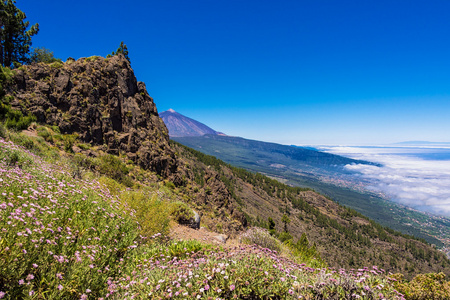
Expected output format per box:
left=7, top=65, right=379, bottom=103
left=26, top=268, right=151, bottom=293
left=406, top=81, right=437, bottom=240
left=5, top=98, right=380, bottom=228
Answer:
left=160, top=109, right=223, bottom=137
left=394, top=141, right=450, bottom=146
left=174, top=134, right=375, bottom=168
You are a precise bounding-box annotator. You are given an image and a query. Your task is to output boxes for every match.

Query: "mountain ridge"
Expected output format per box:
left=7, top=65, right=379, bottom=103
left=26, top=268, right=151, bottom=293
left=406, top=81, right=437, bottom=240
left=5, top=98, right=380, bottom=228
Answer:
left=160, top=109, right=224, bottom=137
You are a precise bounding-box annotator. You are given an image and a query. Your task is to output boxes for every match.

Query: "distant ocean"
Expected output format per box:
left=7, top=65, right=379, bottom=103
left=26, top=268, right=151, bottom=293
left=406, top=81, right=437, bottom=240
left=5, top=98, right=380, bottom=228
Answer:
left=319, top=145, right=450, bottom=217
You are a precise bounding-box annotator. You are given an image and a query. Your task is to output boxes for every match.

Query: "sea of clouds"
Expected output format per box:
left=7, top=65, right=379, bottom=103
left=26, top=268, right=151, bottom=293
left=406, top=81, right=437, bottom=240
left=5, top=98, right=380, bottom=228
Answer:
left=320, top=146, right=450, bottom=216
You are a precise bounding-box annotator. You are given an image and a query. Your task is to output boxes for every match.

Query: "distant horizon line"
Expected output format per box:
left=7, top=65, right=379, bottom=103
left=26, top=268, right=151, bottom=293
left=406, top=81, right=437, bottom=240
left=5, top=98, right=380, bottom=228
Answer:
left=160, top=109, right=450, bottom=148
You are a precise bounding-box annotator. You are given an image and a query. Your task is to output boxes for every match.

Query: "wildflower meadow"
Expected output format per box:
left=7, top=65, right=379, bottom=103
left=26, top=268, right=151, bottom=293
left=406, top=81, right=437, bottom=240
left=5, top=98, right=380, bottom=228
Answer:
left=1, top=137, right=449, bottom=299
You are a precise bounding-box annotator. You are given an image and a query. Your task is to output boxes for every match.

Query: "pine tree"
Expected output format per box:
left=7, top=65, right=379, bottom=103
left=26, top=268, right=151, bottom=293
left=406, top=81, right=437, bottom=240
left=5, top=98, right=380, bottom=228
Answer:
left=29, top=47, right=60, bottom=63
left=281, top=214, right=291, bottom=232
left=107, top=41, right=130, bottom=64
left=0, top=0, right=39, bottom=67
left=268, top=217, right=275, bottom=230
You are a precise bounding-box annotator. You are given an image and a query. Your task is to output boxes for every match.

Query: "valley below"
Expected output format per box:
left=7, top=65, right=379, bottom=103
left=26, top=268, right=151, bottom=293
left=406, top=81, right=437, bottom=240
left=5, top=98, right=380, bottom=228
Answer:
left=172, top=135, right=450, bottom=252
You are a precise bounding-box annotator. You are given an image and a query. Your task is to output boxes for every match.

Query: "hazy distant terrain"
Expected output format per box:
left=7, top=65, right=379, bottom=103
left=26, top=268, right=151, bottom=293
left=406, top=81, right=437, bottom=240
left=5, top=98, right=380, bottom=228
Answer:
left=393, top=141, right=450, bottom=146
left=173, top=135, right=450, bottom=247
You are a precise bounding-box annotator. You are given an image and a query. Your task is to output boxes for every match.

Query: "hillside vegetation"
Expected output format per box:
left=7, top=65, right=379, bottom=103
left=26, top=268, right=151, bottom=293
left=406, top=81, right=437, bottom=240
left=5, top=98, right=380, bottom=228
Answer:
left=172, top=141, right=450, bottom=275
left=1, top=57, right=450, bottom=299
left=173, top=135, right=450, bottom=247
left=0, top=126, right=449, bottom=299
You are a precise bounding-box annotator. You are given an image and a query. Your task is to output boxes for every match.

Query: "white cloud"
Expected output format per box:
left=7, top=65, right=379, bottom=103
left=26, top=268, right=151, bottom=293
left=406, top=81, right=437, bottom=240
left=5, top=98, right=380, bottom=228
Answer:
left=321, top=146, right=450, bottom=216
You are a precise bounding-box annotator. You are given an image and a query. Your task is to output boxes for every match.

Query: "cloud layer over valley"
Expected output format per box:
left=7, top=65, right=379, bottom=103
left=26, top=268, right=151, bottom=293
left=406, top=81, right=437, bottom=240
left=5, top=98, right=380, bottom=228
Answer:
left=321, top=146, right=450, bottom=216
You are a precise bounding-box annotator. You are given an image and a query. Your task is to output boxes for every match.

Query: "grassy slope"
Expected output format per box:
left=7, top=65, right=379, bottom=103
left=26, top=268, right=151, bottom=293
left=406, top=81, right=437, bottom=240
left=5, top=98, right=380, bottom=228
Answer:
left=1, top=126, right=450, bottom=299
left=0, top=130, right=406, bottom=299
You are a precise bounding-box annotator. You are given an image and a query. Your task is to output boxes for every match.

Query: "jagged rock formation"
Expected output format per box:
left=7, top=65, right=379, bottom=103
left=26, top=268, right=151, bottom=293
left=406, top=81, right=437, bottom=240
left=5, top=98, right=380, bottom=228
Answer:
left=5, top=55, right=247, bottom=233
left=8, top=55, right=177, bottom=177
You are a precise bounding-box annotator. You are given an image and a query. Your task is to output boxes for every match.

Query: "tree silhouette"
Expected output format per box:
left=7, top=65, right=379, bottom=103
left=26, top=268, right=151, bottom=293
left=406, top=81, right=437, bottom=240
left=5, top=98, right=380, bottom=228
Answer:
left=0, top=0, right=39, bottom=67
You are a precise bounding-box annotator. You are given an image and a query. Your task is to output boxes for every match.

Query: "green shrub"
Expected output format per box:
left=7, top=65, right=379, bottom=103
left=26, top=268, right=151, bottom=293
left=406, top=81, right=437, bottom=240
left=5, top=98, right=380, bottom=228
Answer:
left=50, top=125, right=60, bottom=133
left=278, top=231, right=293, bottom=243
left=0, top=123, right=6, bottom=138
left=71, top=153, right=134, bottom=186
left=0, top=66, right=14, bottom=97
left=169, top=201, right=194, bottom=224
left=121, top=190, right=171, bottom=238
left=49, top=61, right=63, bottom=69
left=166, top=240, right=210, bottom=258
left=37, top=127, right=53, bottom=142
left=96, top=154, right=133, bottom=186
left=9, top=132, right=37, bottom=151
left=164, top=180, right=176, bottom=189
left=63, top=134, right=77, bottom=152
left=205, top=186, right=212, bottom=195
left=393, top=272, right=450, bottom=300
left=283, top=233, right=324, bottom=267
left=77, top=143, right=91, bottom=150
left=2, top=107, right=36, bottom=130
left=240, top=227, right=282, bottom=252
left=85, top=55, right=100, bottom=62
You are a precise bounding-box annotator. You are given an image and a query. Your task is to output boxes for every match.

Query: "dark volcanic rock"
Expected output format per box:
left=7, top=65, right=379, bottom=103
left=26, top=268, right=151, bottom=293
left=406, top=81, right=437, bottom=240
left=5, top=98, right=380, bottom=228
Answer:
left=8, top=55, right=177, bottom=177
left=5, top=55, right=247, bottom=234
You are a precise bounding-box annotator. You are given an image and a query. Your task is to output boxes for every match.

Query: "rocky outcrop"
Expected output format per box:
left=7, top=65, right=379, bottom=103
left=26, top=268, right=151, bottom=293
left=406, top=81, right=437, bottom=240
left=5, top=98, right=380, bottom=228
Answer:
left=8, top=55, right=177, bottom=177
left=181, top=210, right=200, bottom=230
left=5, top=55, right=247, bottom=234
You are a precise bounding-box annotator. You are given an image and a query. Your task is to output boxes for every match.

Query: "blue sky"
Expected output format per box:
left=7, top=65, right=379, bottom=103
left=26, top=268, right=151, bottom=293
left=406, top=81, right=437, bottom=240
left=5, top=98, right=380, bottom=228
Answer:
left=20, top=0, right=450, bottom=145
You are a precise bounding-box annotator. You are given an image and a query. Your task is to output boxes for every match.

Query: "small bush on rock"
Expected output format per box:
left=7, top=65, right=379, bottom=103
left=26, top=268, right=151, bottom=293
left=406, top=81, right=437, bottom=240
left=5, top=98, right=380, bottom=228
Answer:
left=240, top=227, right=282, bottom=252
left=169, top=201, right=195, bottom=225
